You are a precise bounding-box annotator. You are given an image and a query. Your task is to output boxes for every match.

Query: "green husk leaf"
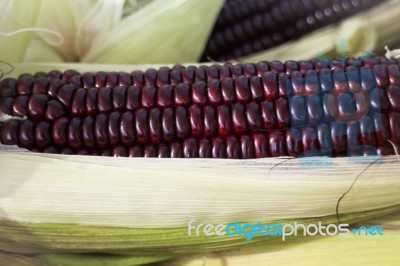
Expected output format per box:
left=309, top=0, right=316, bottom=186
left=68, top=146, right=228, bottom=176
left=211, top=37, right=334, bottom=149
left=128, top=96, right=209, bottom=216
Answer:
left=0, top=205, right=398, bottom=255
left=0, top=252, right=48, bottom=266
left=34, top=253, right=178, bottom=266
left=81, top=0, right=224, bottom=64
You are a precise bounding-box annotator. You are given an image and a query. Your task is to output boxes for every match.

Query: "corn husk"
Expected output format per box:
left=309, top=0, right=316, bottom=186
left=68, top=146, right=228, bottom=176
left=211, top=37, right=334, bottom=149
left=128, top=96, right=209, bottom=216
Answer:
left=0, top=151, right=399, bottom=256
left=2, top=212, right=399, bottom=266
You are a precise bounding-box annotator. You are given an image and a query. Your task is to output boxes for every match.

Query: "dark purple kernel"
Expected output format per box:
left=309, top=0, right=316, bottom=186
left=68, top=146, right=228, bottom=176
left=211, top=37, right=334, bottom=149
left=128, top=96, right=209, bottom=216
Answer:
left=71, top=88, right=86, bottom=116
left=226, top=135, right=241, bottom=159
left=269, top=131, right=286, bottom=157
left=235, top=76, right=252, bottom=103
left=53, top=117, right=69, bottom=146
left=212, top=137, right=226, bottom=158
left=261, top=100, right=276, bottom=130
left=145, top=68, right=157, bottom=86
left=45, top=100, right=66, bottom=121
left=158, top=144, right=170, bottom=158
left=69, top=75, right=82, bottom=88
left=62, top=70, right=80, bottom=82
left=82, top=116, right=95, bottom=148
left=189, top=104, right=203, bottom=137
left=129, top=146, right=143, bottom=157
left=162, top=108, right=176, bottom=142
left=286, top=128, right=302, bottom=157
left=0, top=97, right=13, bottom=115
left=95, top=71, right=107, bottom=87
left=135, top=108, right=149, bottom=144
left=126, top=86, right=141, bottom=110
left=112, top=86, right=127, bottom=111
left=253, top=133, right=269, bottom=158
left=119, top=72, right=132, bottom=86
left=217, top=104, right=233, bottom=137
left=19, top=120, right=35, bottom=148
left=28, top=94, right=49, bottom=120
left=208, top=79, right=222, bottom=105
left=48, top=79, right=65, bottom=97
left=1, top=120, right=19, bottom=145
left=35, top=121, right=51, bottom=147
left=169, top=142, right=183, bottom=158
left=156, top=67, right=170, bottom=87
left=0, top=78, right=17, bottom=97
left=175, top=106, right=190, bottom=139
left=149, top=108, right=162, bottom=144
left=17, top=75, right=33, bottom=95
left=56, top=84, right=76, bottom=108
left=157, top=85, right=174, bottom=107
left=192, top=81, right=208, bottom=105
left=94, top=114, right=109, bottom=148
left=204, top=105, right=217, bottom=137
left=97, top=87, right=112, bottom=113
left=82, top=72, right=95, bottom=88
left=120, top=112, right=135, bottom=145
left=86, top=87, right=98, bottom=115
left=113, top=146, right=128, bottom=157
left=232, top=102, right=248, bottom=134
left=108, top=112, right=121, bottom=146
left=175, top=83, right=191, bottom=106
left=141, top=86, right=157, bottom=108
left=106, top=72, right=119, bottom=87
left=68, top=117, right=82, bottom=149
left=199, top=138, right=212, bottom=158
left=183, top=138, right=199, bottom=158
left=241, top=135, right=255, bottom=159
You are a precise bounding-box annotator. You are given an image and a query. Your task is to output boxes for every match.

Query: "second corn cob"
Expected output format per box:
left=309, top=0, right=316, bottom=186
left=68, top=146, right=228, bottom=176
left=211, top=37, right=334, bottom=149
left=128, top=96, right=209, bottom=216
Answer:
left=201, top=0, right=387, bottom=61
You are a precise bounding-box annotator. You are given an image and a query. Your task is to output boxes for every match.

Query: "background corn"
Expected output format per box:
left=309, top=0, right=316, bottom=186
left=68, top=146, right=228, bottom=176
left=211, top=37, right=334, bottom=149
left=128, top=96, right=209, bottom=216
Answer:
left=201, top=0, right=386, bottom=61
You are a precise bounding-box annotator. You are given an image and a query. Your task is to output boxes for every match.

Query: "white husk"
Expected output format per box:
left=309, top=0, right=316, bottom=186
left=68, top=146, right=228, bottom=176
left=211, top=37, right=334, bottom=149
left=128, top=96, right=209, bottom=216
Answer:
left=0, top=152, right=399, bottom=228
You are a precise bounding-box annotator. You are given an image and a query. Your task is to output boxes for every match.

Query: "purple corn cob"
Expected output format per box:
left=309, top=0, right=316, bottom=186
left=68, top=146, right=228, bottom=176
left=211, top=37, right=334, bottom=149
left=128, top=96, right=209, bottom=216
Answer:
left=1, top=56, right=400, bottom=158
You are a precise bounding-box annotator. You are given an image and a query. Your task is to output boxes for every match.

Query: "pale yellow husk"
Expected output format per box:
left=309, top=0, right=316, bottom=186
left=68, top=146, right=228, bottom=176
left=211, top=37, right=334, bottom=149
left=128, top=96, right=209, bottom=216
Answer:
left=1, top=152, right=399, bottom=228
